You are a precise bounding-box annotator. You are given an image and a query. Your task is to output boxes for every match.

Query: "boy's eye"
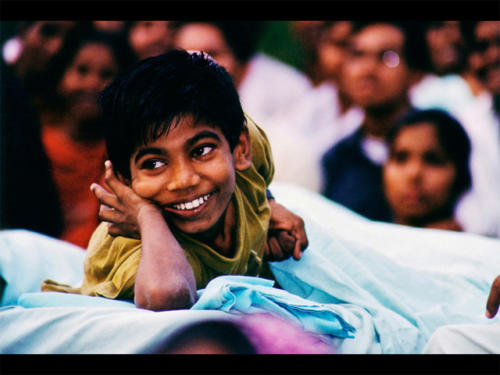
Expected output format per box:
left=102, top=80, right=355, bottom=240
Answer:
left=140, top=159, right=166, bottom=170
left=191, top=145, right=214, bottom=158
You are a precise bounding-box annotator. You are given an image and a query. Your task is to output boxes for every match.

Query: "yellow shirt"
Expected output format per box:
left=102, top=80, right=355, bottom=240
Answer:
left=42, top=116, right=275, bottom=299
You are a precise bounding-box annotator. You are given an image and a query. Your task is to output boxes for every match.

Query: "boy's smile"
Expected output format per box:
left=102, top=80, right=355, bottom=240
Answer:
left=129, top=115, right=251, bottom=236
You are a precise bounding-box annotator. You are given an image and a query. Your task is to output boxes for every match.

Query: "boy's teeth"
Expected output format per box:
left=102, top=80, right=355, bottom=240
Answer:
left=172, top=194, right=211, bottom=211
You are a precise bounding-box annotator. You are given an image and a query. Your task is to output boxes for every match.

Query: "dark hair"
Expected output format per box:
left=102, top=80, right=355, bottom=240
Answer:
left=99, top=49, right=246, bottom=179
left=350, top=21, right=431, bottom=72
left=154, top=319, right=256, bottom=354
left=172, top=21, right=265, bottom=63
left=387, top=108, right=472, bottom=205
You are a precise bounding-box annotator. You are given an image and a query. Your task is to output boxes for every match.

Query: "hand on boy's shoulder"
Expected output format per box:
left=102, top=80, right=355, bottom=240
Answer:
left=265, top=199, right=308, bottom=262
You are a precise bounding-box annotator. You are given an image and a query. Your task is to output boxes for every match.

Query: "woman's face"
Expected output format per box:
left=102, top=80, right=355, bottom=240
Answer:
left=174, top=23, right=240, bottom=81
left=316, top=21, right=352, bottom=83
left=128, top=21, right=173, bottom=60
left=57, top=42, right=118, bottom=121
left=383, top=122, right=457, bottom=224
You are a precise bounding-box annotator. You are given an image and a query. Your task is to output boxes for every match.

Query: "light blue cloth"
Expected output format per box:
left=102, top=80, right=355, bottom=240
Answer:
left=0, top=230, right=85, bottom=306
left=0, top=305, right=232, bottom=354
left=18, top=292, right=136, bottom=309
left=1, top=183, right=499, bottom=354
left=193, top=275, right=355, bottom=339
left=268, top=183, right=500, bottom=353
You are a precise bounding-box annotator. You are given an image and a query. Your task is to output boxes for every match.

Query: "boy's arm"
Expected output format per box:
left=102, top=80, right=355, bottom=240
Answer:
left=91, top=161, right=197, bottom=311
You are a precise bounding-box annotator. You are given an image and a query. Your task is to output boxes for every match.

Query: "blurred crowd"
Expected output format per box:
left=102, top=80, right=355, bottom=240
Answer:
left=1, top=20, right=499, bottom=249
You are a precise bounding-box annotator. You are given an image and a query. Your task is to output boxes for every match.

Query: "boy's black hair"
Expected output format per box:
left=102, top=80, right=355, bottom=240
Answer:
left=172, top=21, right=265, bottom=64
left=99, top=49, right=246, bottom=180
left=350, top=21, right=431, bottom=73
left=387, top=108, right=472, bottom=205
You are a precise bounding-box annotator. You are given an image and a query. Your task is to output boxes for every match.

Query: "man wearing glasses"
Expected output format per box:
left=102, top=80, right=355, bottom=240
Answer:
left=321, top=21, right=424, bottom=222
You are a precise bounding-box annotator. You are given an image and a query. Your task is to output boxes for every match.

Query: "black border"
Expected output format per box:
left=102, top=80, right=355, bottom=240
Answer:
left=1, top=354, right=500, bottom=374
left=1, top=1, right=500, bottom=375
left=0, top=0, right=499, bottom=20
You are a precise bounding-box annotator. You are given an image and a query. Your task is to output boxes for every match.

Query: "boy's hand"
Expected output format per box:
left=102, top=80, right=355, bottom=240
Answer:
left=265, top=199, right=308, bottom=261
left=486, top=274, right=500, bottom=319
left=90, top=160, right=157, bottom=239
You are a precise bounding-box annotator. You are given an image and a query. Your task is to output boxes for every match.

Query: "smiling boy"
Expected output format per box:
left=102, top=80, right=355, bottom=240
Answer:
left=42, top=50, right=307, bottom=311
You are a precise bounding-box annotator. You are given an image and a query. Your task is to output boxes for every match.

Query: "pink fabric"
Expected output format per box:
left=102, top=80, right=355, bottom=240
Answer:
left=237, top=313, right=335, bottom=354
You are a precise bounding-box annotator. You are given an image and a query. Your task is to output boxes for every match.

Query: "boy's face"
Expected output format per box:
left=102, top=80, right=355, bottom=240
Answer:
left=129, top=115, right=251, bottom=235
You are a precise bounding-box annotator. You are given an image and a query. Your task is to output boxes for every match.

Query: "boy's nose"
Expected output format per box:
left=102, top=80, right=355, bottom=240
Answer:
left=166, top=161, right=200, bottom=191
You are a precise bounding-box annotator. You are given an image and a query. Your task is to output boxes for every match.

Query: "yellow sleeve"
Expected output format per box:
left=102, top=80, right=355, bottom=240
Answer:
left=80, top=222, right=141, bottom=300
left=82, top=223, right=209, bottom=297
left=245, top=114, right=275, bottom=187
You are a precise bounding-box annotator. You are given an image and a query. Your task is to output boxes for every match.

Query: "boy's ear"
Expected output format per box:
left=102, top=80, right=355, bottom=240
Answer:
left=233, top=127, right=252, bottom=171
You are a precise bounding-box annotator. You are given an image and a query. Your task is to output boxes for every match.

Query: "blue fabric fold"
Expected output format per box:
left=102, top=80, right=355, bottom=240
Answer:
left=192, top=275, right=356, bottom=339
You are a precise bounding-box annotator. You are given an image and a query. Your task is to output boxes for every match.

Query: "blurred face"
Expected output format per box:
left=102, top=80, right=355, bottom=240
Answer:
left=383, top=122, right=457, bottom=224
left=341, top=24, right=412, bottom=110
left=58, top=42, right=118, bottom=121
left=18, top=21, right=75, bottom=76
left=425, top=21, right=466, bottom=75
left=129, top=21, right=172, bottom=60
left=316, top=21, right=353, bottom=82
left=93, top=21, right=125, bottom=34
left=130, top=115, right=250, bottom=235
left=174, top=23, right=240, bottom=79
left=470, top=21, right=500, bottom=95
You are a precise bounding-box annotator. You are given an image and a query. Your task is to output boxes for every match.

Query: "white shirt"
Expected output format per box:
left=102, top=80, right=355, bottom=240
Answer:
left=238, top=52, right=313, bottom=129
left=263, top=82, right=363, bottom=192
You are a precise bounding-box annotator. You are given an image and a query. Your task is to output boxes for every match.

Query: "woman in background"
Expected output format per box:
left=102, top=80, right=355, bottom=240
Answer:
left=383, top=109, right=471, bottom=231
left=39, top=28, right=136, bottom=248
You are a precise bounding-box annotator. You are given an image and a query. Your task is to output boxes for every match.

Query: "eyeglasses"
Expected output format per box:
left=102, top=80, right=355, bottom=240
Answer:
left=347, top=48, right=401, bottom=68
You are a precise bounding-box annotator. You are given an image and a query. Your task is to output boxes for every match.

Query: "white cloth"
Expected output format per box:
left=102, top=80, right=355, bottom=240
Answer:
left=410, top=73, right=477, bottom=115
left=423, top=323, right=500, bottom=354
left=410, top=74, right=500, bottom=237
left=238, top=52, right=313, bottom=130
left=262, top=82, right=363, bottom=192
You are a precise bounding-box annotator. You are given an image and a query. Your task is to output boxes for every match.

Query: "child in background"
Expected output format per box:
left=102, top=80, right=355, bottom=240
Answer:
left=39, top=28, right=136, bottom=248
left=42, top=50, right=308, bottom=311
left=383, top=109, right=471, bottom=231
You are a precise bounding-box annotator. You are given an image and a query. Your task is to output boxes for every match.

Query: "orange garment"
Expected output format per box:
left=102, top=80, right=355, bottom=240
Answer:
left=42, top=126, right=106, bottom=248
